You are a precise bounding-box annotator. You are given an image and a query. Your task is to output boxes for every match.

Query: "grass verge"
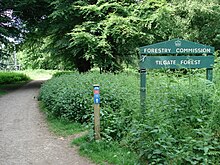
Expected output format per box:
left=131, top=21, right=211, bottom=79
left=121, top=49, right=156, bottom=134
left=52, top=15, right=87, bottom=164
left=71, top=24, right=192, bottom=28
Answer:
left=39, top=102, right=86, bottom=137
left=46, top=117, right=86, bottom=137
left=39, top=102, right=140, bottom=164
left=72, top=136, right=140, bottom=165
left=0, top=90, right=7, bottom=96
left=20, top=69, right=58, bottom=80
left=0, top=71, right=31, bottom=96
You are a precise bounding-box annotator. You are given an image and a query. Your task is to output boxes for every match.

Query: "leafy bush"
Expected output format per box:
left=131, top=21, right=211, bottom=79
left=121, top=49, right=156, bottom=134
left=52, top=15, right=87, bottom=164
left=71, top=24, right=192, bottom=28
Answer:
left=127, top=75, right=220, bottom=164
left=52, top=71, right=76, bottom=77
left=39, top=71, right=139, bottom=140
left=0, top=72, right=30, bottom=84
left=39, top=70, right=220, bottom=164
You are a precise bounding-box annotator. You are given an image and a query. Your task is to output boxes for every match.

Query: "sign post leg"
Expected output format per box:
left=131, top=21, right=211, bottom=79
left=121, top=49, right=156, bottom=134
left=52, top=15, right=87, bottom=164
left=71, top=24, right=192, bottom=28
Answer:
left=140, top=69, right=146, bottom=118
left=206, top=54, right=213, bottom=81
left=206, top=68, right=213, bottom=81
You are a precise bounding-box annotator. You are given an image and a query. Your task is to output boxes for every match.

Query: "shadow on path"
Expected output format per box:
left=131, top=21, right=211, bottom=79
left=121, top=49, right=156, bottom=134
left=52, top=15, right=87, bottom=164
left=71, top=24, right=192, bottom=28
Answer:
left=22, top=80, right=46, bottom=90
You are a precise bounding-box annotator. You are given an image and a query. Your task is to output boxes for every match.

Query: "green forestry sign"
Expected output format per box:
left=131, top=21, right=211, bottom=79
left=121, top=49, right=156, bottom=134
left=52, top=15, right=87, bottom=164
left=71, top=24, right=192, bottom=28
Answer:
left=140, top=56, right=214, bottom=69
left=139, top=38, right=215, bottom=54
left=139, top=39, right=215, bottom=116
left=139, top=39, right=215, bottom=75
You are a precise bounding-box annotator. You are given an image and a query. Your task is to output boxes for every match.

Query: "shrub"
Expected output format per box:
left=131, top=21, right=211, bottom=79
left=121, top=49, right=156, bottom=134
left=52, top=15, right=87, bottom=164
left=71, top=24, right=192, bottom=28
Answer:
left=0, top=72, right=30, bottom=84
left=127, top=75, right=220, bottom=164
left=39, top=71, right=139, bottom=140
left=39, top=70, right=220, bottom=164
left=52, top=71, right=76, bottom=77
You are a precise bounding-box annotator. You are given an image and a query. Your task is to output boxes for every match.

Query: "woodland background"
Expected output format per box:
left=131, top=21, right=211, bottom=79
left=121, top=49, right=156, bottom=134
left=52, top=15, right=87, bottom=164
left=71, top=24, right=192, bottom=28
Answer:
left=1, top=0, right=220, bottom=72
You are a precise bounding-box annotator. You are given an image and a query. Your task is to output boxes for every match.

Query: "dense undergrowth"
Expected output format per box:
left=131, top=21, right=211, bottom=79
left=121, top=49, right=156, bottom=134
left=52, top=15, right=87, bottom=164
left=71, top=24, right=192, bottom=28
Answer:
left=39, top=71, right=139, bottom=141
left=39, top=69, right=220, bottom=164
left=0, top=72, right=30, bottom=84
left=0, top=72, right=30, bottom=95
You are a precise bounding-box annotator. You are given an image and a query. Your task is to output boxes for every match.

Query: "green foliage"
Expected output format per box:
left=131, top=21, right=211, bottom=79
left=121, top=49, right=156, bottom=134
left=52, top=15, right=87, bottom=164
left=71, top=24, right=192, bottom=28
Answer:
left=19, top=69, right=56, bottom=80
left=0, top=90, right=7, bottom=96
left=0, top=71, right=30, bottom=84
left=39, top=102, right=86, bottom=137
left=127, top=73, right=220, bottom=164
left=39, top=68, right=220, bottom=164
left=4, top=0, right=220, bottom=71
left=0, top=71, right=30, bottom=95
left=72, top=135, right=140, bottom=165
left=18, top=49, right=60, bottom=70
left=0, top=1, right=22, bottom=53
left=39, top=71, right=139, bottom=140
left=52, top=71, right=76, bottom=77
left=67, top=1, right=143, bottom=72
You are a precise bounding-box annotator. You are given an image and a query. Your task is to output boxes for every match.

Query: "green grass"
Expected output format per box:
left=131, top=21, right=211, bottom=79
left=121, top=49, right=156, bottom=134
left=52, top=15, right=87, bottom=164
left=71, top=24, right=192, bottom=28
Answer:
left=19, top=69, right=57, bottom=80
left=72, top=136, right=141, bottom=165
left=39, top=92, right=141, bottom=164
left=38, top=67, right=220, bottom=164
left=0, top=90, right=7, bottom=96
left=0, top=71, right=30, bottom=84
left=46, top=117, right=86, bottom=137
left=39, top=102, right=86, bottom=137
left=0, top=71, right=31, bottom=96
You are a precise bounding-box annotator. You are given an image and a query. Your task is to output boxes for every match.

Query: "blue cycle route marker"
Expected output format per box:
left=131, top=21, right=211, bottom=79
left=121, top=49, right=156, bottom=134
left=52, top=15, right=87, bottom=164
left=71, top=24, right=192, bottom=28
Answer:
left=94, top=94, right=100, bottom=104
left=93, top=85, right=100, bottom=104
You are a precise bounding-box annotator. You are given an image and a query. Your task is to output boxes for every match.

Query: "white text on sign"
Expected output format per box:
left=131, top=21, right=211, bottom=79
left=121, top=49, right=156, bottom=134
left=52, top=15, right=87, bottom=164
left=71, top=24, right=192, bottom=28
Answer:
left=155, top=59, right=201, bottom=65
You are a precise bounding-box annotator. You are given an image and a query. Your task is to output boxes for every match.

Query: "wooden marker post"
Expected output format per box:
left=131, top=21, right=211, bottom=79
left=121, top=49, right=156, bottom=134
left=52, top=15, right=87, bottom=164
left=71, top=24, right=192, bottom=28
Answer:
left=93, top=84, right=101, bottom=140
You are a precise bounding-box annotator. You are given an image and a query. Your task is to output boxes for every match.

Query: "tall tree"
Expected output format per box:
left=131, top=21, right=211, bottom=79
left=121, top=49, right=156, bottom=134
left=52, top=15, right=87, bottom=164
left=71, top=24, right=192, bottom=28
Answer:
left=0, top=1, right=21, bottom=66
left=2, top=0, right=220, bottom=71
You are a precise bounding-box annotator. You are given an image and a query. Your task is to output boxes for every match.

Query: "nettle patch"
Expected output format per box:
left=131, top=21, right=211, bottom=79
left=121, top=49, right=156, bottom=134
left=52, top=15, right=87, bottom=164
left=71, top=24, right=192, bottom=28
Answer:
left=39, top=71, right=220, bottom=164
left=127, top=74, right=220, bottom=164
left=0, top=72, right=30, bottom=84
left=39, top=71, right=139, bottom=141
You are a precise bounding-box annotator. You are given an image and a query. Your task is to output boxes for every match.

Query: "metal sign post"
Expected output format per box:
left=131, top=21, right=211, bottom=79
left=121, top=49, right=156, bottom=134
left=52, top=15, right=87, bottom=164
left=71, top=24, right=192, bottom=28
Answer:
left=140, top=69, right=146, bottom=116
left=93, top=84, right=101, bottom=140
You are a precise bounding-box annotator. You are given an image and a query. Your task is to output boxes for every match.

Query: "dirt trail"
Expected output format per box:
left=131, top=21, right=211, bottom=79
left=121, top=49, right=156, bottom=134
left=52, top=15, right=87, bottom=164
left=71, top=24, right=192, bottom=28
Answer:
left=0, top=80, right=94, bottom=165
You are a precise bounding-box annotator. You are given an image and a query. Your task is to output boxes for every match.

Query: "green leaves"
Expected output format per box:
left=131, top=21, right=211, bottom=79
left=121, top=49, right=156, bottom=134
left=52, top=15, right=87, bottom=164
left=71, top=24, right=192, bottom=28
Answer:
left=38, top=68, right=220, bottom=163
left=127, top=71, right=220, bottom=164
left=0, top=72, right=30, bottom=84
left=66, top=5, right=143, bottom=72
left=2, top=0, right=220, bottom=71
left=39, top=71, right=139, bottom=133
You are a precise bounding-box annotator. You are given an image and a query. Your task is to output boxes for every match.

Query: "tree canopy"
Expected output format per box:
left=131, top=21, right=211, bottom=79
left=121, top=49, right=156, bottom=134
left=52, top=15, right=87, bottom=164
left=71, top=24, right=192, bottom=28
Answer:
left=1, top=0, right=220, bottom=71
left=0, top=1, right=21, bottom=67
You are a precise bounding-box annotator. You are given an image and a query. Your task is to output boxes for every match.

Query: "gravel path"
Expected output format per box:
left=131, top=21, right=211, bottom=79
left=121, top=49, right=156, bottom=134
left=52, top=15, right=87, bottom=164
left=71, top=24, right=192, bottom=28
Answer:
left=0, top=80, right=94, bottom=165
